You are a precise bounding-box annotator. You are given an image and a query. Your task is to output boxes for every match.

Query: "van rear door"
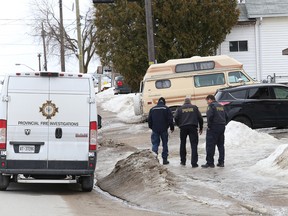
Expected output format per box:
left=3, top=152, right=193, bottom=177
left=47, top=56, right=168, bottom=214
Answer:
left=6, top=76, right=49, bottom=169
left=47, top=77, right=90, bottom=169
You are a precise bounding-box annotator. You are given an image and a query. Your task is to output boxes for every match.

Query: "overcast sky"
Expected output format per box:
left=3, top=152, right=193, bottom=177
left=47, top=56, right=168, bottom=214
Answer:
left=0, top=0, right=99, bottom=75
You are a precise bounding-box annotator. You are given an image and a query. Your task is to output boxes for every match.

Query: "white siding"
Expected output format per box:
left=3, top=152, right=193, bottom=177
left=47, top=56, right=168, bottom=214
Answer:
left=218, top=24, right=257, bottom=80
left=259, top=17, right=288, bottom=83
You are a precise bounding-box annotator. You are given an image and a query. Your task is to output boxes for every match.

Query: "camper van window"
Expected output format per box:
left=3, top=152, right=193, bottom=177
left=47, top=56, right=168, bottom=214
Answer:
left=175, top=61, right=215, bottom=73
left=228, top=71, right=250, bottom=83
left=155, top=80, right=171, bottom=89
left=194, top=73, right=225, bottom=87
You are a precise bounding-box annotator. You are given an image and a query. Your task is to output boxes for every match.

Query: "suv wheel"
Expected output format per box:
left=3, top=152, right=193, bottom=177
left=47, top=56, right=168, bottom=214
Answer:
left=0, top=174, right=10, bottom=191
left=233, top=116, right=252, bottom=128
left=81, top=175, right=94, bottom=192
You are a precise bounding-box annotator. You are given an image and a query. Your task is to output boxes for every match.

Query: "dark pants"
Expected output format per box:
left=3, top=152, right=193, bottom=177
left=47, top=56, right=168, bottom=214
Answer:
left=180, top=125, right=198, bottom=165
left=206, top=125, right=225, bottom=165
left=151, top=131, right=169, bottom=160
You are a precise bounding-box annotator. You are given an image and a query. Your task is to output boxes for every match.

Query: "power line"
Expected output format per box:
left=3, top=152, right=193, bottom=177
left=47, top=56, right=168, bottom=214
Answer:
left=0, top=44, right=40, bottom=46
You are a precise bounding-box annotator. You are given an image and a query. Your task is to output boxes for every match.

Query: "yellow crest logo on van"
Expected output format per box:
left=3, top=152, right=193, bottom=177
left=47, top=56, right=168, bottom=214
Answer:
left=39, top=100, right=59, bottom=119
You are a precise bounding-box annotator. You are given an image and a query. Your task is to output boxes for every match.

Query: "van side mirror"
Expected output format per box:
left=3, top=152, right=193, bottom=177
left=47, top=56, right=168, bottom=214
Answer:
left=97, top=114, right=102, bottom=129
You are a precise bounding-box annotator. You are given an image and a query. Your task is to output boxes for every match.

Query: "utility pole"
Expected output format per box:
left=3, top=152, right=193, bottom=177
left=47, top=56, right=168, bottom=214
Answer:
left=59, top=0, right=65, bottom=72
left=75, top=0, right=84, bottom=73
left=38, top=54, right=42, bottom=71
left=144, top=0, right=155, bottom=65
left=41, top=22, right=48, bottom=71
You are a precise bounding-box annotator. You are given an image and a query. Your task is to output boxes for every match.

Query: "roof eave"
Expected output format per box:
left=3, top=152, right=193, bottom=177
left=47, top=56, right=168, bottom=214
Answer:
left=248, top=13, right=288, bottom=18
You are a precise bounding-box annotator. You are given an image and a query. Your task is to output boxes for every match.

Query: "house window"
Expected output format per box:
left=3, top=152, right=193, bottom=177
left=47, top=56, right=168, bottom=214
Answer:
left=229, top=41, right=248, bottom=52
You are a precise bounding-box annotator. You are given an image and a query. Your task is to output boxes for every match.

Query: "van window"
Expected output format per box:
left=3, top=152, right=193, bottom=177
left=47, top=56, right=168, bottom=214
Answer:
left=229, top=71, right=250, bottom=83
left=176, top=61, right=215, bottom=73
left=273, top=87, right=288, bottom=99
left=194, top=73, right=225, bottom=87
left=155, top=80, right=171, bottom=89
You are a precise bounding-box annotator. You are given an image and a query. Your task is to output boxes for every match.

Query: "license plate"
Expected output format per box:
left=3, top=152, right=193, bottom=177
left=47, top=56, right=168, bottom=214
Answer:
left=19, top=145, right=35, bottom=153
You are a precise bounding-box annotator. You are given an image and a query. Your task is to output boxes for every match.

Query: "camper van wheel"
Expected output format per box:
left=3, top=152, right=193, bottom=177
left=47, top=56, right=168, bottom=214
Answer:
left=0, top=174, right=10, bottom=191
left=81, top=175, right=94, bottom=192
left=133, top=93, right=143, bottom=116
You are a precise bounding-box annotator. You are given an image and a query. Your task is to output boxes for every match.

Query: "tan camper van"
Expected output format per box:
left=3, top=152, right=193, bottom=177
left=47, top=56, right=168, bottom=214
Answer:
left=134, top=55, right=256, bottom=116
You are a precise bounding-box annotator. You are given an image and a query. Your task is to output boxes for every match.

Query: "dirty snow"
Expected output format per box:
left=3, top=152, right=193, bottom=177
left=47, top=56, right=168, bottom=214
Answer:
left=96, top=89, right=288, bottom=215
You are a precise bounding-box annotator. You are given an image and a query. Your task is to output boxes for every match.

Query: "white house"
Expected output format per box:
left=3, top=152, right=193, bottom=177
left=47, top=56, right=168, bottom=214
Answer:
left=217, top=0, right=288, bottom=83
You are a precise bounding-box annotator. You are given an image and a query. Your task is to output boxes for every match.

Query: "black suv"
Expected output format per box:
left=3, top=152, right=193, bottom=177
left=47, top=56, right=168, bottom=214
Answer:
left=215, top=83, right=288, bottom=129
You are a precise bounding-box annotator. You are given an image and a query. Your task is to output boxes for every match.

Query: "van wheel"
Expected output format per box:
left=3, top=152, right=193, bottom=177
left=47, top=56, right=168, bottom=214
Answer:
left=0, top=174, right=10, bottom=191
left=81, top=175, right=94, bottom=192
left=133, top=93, right=143, bottom=116
left=233, top=116, right=252, bottom=128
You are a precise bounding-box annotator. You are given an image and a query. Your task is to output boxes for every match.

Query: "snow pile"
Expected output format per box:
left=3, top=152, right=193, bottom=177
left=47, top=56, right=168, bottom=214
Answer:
left=97, top=149, right=177, bottom=196
left=275, top=146, right=288, bottom=169
left=97, top=149, right=247, bottom=215
left=225, top=121, right=277, bottom=146
left=96, top=88, right=144, bottom=123
left=252, top=144, right=288, bottom=179
left=226, top=121, right=288, bottom=179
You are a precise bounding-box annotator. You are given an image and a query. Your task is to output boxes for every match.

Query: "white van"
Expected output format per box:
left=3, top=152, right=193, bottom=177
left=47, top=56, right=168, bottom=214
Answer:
left=134, top=55, right=256, bottom=116
left=0, top=72, right=99, bottom=191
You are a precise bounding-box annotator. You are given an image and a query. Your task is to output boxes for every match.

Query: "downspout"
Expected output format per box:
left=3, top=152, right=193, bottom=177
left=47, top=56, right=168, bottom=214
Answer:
left=258, top=17, right=263, bottom=81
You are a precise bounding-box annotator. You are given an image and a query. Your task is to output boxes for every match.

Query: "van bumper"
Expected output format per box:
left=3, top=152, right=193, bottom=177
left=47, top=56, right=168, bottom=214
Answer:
left=0, top=158, right=96, bottom=176
left=0, top=169, right=94, bottom=175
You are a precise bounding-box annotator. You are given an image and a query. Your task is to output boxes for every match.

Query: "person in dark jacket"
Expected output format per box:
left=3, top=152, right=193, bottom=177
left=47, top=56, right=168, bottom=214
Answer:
left=202, top=94, right=227, bottom=168
left=174, top=98, right=203, bottom=168
left=148, top=97, right=174, bottom=165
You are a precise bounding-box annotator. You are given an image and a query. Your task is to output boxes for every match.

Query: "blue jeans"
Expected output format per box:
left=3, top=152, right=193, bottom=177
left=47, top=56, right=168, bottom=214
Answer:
left=151, top=131, right=169, bottom=160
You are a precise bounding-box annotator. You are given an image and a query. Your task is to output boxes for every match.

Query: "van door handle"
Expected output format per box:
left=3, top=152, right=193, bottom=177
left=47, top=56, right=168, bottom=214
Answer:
left=55, top=128, right=62, bottom=139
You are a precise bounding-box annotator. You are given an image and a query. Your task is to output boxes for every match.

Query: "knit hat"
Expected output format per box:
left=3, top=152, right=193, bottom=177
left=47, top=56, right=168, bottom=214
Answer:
left=158, top=97, right=166, bottom=105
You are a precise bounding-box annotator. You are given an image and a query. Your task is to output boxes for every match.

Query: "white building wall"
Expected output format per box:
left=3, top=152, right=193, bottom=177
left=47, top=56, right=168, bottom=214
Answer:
left=217, top=24, right=257, bottom=80
left=259, top=17, right=288, bottom=83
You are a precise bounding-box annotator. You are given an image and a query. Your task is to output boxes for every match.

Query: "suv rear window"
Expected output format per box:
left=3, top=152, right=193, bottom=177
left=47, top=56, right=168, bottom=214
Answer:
left=217, top=89, right=247, bottom=100
left=229, top=89, right=247, bottom=99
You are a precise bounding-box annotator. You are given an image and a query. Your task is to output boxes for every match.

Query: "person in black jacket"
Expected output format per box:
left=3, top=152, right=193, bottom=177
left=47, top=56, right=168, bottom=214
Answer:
left=174, top=98, right=203, bottom=168
left=148, top=97, right=174, bottom=165
left=202, top=94, right=227, bottom=168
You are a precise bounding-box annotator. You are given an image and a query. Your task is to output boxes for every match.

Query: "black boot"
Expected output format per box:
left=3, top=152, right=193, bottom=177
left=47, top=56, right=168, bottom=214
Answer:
left=163, top=159, right=169, bottom=165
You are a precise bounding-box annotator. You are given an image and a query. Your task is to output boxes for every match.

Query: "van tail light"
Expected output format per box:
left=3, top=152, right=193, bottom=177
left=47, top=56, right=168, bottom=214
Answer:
left=0, top=120, right=7, bottom=150
left=219, top=102, right=231, bottom=106
left=117, top=80, right=123, bottom=87
left=89, top=121, right=97, bottom=151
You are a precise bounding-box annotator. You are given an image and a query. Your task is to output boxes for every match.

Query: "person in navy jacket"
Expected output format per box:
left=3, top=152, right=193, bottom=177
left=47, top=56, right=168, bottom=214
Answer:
left=148, top=97, right=174, bottom=165
left=202, top=94, right=227, bottom=168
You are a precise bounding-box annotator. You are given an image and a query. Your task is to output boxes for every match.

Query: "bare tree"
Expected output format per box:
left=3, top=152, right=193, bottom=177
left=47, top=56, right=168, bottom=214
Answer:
left=30, top=0, right=97, bottom=73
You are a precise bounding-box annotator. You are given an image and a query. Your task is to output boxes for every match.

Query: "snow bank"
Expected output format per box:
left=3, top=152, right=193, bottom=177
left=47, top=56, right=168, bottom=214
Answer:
left=226, top=121, right=288, bottom=179
left=97, top=149, right=231, bottom=215
left=225, top=121, right=277, bottom=147
left=251, top=144, right=288, bottom=180
left=97, top=149, right=177, bottom=200
left=96, top=88, right=144, bottom=123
